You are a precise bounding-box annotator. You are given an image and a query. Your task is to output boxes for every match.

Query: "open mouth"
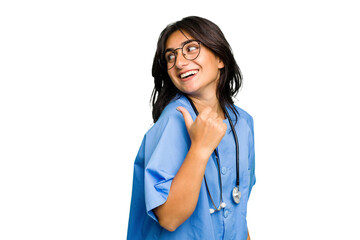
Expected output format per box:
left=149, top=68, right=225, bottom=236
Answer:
left=179, top=70, right=199, bottom=80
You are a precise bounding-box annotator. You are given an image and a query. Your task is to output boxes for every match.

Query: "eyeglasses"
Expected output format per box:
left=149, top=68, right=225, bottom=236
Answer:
left=163, top=40, right=201, bottom=70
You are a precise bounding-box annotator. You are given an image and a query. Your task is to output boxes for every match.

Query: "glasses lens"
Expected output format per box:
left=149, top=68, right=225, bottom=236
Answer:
left=164, top=51, right=175, bottom=69
left=183, top=41, right=200, bottom=60
left=164, top=41, right=201, bottom=70
left=165, top=52, right=175, bottom=63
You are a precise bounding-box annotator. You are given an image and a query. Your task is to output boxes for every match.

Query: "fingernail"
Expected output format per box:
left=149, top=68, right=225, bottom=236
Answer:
left=176, top=107, right=181, bottom=112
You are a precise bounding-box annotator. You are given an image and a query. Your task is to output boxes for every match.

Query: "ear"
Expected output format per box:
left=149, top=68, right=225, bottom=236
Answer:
left=217, top=58, right=224, bottom=69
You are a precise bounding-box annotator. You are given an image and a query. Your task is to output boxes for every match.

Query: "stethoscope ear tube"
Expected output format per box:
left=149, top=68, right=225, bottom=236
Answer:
left=225, top=110, right=240, bottom=187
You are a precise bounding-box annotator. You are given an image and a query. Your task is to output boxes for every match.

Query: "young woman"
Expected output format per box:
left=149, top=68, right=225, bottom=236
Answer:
left=127, top=16, right=256, bottom=240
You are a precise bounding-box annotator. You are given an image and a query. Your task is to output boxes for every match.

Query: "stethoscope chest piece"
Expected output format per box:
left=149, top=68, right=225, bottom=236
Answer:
left=232, top=186, right=241, bottom=204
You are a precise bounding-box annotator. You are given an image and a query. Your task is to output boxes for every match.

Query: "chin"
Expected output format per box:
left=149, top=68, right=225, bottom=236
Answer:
left=180, top=88, right=201, bottom=97
left=174, top=82, right=196, bottom=94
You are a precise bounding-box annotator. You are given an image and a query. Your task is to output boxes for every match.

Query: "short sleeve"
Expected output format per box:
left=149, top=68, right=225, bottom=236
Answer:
left=143, top=111, right=191, bottom=222
left=248, top=116, right=256, bottom=196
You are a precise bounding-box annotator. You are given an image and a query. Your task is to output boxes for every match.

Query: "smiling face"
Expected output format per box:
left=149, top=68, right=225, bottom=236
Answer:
left=165, top=30, right=224, bottom=98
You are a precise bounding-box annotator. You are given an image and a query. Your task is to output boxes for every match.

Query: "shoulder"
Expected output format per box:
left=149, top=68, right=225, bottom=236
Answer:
left=155, top=94, right=194, bottom=127
left=145, top=94, right=192, bottom=137
left=161, top=94, right=194, bottom=119
left=142, top=94, right=191, bottom=165
left=233, top=105, right=254, bottom=130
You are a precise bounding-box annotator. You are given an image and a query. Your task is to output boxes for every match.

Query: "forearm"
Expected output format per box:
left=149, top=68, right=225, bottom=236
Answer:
left=154, top=144, right=211, bottom=231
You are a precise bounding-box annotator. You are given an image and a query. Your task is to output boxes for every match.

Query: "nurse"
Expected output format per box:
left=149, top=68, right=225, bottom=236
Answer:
left=127, top=16, right=256, bottom=240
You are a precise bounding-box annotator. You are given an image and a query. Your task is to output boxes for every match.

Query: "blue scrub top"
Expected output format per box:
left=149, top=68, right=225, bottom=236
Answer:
left=127, top=94, right=256, bottom=240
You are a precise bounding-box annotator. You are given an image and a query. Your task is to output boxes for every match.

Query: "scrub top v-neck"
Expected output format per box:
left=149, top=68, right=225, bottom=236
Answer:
left=127, top=94, right=256, bottom=240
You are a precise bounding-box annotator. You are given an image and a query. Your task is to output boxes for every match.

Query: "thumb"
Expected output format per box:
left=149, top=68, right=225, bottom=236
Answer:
left=176, top=107, right=193, bottom=131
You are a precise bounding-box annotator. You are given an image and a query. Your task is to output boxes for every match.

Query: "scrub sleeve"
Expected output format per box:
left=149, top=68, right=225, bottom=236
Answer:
left=143, top=109, right=191, bottom=222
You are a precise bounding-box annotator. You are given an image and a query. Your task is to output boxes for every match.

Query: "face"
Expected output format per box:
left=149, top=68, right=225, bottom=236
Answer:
left=165, top=30, right=224, bottom=97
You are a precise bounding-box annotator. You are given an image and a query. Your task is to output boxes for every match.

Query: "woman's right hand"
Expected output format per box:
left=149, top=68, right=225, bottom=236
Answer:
left=176, top=106, right=227, bottom=157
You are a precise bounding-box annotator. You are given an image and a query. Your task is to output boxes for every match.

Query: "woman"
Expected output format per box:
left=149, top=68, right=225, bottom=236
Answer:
left=127, top=16, right=256, bottom=240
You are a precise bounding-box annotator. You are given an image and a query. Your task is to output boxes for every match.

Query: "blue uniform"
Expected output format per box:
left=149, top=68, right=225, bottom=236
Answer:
left=127, top=94, right=256, bottom=239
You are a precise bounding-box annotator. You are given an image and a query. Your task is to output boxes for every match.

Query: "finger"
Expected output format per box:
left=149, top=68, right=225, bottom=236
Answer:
left=176, top=107, right=194, bottom=131
left=216, top=120, right=227, bottom=132
left=207, top=111, right=218, bottom=120
left=200, top=106, right=212, bottom=117
left=221, top=122, right=228, bottom=132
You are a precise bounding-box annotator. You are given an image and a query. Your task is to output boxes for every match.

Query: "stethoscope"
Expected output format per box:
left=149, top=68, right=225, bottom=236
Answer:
left=186, top=96, right=241, bottom=214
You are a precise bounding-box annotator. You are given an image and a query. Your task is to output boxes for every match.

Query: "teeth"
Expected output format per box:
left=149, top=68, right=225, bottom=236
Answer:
left=180, top=70, right=198, bottom=79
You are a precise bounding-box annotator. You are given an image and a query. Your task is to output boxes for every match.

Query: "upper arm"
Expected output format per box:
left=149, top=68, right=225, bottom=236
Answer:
left=143, top=113, right=191, bottom=222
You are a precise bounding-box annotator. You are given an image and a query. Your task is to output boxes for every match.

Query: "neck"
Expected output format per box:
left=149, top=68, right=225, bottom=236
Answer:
left=187, top=93, right=225, bottom=120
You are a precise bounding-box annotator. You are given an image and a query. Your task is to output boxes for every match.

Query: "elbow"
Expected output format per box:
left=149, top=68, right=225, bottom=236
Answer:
left=158, top=217, right=180, bottom=232
left=154, top=204, right=189, bottom=232
left=161, top=224, right=178, bottom=232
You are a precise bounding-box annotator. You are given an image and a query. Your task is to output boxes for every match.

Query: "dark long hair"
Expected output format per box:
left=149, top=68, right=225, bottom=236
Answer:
left=151, top=16, right=243, bottom=123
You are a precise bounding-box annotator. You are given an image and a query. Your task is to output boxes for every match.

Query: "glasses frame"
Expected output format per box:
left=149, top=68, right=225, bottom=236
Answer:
left=162, top=40, right=202, bottom=70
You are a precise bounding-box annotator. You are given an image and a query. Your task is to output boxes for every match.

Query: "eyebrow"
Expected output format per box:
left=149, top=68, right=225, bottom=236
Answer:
left=164, top=39, right=194, bottom=53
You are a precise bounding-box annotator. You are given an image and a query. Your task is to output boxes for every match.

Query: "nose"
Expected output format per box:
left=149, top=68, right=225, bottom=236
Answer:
left=174, top=51, right=189, bottom=69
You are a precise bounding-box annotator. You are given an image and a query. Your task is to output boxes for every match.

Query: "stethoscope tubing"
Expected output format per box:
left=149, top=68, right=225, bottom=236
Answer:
left=185, top=96, right=240, bottom=211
